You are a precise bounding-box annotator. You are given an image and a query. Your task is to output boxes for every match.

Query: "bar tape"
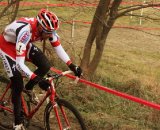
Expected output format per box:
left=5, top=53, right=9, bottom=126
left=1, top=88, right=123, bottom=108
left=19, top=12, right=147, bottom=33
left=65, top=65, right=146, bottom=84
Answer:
left=50, top=67, right=160, bottom=110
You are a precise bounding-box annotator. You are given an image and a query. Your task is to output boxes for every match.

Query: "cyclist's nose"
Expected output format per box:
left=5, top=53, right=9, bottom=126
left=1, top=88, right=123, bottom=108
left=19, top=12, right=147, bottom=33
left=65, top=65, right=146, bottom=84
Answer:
left=42, top=33, right=52, bottom=39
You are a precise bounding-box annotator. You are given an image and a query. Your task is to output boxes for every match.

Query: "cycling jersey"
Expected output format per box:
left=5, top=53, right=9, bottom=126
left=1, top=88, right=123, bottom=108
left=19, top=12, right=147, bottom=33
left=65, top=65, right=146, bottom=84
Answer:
left=0, top=17, right=71, bottom=79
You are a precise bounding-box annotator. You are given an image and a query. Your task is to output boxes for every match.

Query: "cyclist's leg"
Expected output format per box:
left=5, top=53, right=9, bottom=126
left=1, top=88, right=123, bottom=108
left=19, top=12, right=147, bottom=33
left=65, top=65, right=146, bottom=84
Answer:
left=0, top=50, right=24, bottom=126
left=25, top=43, right=51, bottom=90
left=10, top=73, right=24, bottom=125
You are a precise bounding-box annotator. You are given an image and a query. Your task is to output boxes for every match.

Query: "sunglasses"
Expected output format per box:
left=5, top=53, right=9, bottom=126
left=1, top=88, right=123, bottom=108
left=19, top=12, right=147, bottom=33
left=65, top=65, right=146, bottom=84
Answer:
left=42, top=29, right=53, bottom=34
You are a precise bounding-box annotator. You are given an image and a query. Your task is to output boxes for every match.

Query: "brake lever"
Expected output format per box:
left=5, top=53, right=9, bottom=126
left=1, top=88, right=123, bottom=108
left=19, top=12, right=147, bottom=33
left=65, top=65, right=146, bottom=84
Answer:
left=47, top=73, right=61, bottom=79
left=74, top=77, right=80, bottom=84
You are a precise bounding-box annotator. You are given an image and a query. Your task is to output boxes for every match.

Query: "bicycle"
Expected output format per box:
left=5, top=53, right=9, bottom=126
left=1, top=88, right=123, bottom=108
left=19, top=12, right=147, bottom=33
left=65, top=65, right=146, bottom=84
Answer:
left=0, top=70, right=87, bottom=130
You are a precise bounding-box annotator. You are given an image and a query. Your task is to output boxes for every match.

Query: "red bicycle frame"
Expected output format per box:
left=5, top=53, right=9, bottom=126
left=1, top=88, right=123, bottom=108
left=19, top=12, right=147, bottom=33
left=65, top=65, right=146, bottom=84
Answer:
left=0, top=71, right=72, bottom=130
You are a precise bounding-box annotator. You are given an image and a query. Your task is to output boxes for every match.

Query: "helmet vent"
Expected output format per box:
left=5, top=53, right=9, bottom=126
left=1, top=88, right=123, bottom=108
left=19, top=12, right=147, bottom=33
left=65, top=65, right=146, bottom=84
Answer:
left=51, top=21, right=54, bottom=28
left=41, top=13, right=45, bottom=19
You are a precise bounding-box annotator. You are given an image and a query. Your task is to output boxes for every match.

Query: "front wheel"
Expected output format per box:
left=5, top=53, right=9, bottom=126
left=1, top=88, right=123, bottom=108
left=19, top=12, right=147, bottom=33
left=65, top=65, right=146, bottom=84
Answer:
left=44, top=98, right=86, bottom=130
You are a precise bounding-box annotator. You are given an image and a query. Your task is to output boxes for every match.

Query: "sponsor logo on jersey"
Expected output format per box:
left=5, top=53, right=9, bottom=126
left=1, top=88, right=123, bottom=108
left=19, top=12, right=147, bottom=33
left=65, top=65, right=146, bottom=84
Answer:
left=16, top=64, right=30, bottom=78
left=19, top=31, right=30, bottom=44
left=16, top=42, right=26, bottom=56
left=6, top=28, right=15, bottom=33
left=0, top=52, right=11, bottom=74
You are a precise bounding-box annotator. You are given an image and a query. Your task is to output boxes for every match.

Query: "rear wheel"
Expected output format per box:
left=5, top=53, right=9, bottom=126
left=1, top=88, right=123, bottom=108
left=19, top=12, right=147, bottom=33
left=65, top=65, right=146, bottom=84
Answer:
left=0, top=76, right=13, bottom=129
left=44, top=98, right=86, bottom=130
left=0, top=76, right=30, bottom=129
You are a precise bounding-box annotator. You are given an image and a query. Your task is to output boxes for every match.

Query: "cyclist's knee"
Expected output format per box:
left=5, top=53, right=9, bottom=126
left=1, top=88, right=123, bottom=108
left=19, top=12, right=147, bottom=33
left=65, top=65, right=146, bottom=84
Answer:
left=35, top=63, right=51, bottom=77
left=41, top=63, right=51, bottom=74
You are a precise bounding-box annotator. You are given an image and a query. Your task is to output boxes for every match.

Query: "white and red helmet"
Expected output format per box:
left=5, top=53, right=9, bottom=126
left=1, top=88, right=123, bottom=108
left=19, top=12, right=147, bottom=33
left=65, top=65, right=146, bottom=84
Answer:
left=37, top=9, right=59, bottom=32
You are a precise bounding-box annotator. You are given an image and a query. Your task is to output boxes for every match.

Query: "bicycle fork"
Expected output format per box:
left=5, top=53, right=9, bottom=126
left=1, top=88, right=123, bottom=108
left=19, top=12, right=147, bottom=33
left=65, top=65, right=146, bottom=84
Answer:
left=49, top=81, right=70, bottom=130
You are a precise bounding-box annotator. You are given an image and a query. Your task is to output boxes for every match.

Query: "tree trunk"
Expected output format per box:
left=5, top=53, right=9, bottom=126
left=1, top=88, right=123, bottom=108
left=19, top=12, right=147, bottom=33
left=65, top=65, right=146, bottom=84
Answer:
left=81, top=0, right=111, bottom=74
left=81, top=0, right=122, bottom=76
left=0, top=0, right=20, bottom=23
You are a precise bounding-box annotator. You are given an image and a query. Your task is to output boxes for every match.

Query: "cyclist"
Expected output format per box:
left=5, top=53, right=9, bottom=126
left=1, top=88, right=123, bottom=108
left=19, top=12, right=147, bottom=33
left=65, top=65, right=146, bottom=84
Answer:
left=0, top=9, right=82, bottom=130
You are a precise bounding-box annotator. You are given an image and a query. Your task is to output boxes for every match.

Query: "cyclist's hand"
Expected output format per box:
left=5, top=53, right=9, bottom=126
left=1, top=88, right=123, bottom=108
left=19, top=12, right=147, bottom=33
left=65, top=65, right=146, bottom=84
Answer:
left=38, top=79, right=50, bottom=91
left=68, top=63, right=82, bottom=77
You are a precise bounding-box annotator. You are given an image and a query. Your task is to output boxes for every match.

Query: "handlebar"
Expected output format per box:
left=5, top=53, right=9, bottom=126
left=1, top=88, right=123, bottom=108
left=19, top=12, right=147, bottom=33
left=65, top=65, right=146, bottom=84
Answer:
left=46, top=70, right=80, bottom=84
left=62, top=70, right=80, bottom=84
left=47, top=70, right=73, bottom=79
left=61, top=70, right=73, bottom=76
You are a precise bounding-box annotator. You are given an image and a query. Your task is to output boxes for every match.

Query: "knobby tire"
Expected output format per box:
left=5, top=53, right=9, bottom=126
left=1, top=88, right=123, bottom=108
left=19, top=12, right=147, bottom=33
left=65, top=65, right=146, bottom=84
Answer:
left=0, top=76, right=13, bottom=129
left=44, top=98, right=87, bottom=130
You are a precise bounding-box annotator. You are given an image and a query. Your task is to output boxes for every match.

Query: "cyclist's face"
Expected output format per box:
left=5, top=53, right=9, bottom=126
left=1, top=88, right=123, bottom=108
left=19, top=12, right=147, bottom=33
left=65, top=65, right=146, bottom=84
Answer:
left=41, top=31, right=52, bottom=40
left=38, top=25, right=52, bottom=40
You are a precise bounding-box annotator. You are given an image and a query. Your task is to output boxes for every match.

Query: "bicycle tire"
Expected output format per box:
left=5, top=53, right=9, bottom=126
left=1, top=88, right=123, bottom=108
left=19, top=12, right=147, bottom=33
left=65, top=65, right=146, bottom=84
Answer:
left=44, top=98, right=87, bottom=130
left=0, top=76, right=13, bottom=129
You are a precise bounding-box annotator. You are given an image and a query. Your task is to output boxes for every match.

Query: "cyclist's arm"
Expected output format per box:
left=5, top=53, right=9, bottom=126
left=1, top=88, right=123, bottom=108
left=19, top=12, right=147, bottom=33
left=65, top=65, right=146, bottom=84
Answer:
left=49, top=31, right=72, bottom=65
left=15, top=25, right=35, bottom=79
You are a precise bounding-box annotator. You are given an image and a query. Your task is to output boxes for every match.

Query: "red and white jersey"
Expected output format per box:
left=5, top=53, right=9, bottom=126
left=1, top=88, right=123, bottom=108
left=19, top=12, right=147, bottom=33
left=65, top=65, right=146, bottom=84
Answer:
left=1, top=17, right=71, bottom=79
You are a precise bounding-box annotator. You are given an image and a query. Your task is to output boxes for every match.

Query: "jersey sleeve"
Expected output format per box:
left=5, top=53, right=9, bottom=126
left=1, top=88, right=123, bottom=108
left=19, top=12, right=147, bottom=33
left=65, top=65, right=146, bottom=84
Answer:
left=49, top=31, right=72, bottom=65
left=49, top=31, right=60, bottom=47
left=15, top=24, right=35, bottom=79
